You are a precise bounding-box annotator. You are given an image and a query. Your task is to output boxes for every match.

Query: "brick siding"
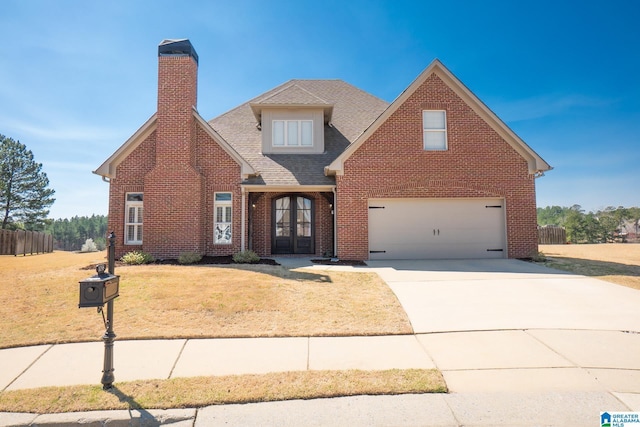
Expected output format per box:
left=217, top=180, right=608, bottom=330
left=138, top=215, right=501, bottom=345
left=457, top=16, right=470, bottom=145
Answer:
left=107, top=50, right=538, bottom=261
left=107, top=52, right=337, bottom=260
left=336, top=73, right=538, bottom=260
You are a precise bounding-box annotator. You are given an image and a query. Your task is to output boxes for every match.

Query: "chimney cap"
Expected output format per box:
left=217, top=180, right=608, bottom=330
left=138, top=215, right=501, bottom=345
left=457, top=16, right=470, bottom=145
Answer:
left=158, top=39, right=198, bottom=65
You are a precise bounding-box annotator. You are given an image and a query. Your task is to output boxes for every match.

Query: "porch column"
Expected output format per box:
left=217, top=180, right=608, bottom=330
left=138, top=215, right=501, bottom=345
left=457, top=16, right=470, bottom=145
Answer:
left=241, top=187, right=246, bottom=252
left=332, top=188, right=337, bottom=258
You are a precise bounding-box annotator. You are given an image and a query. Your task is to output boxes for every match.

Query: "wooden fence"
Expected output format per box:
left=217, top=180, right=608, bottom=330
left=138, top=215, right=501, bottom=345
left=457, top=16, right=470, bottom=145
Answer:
left=0, top=229, right=54, bottom=256
left=538, top=225, right=566, bottom=245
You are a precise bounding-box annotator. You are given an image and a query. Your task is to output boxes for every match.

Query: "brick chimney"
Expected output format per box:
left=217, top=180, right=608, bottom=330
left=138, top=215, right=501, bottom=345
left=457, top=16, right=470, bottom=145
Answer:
left=156, top=39, right=199, bottom=166
left=144, top=39, right=204, bottom=258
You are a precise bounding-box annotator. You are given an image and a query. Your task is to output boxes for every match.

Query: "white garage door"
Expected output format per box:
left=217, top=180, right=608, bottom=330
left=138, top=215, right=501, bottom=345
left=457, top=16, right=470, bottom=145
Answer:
left=368, top=198, right=506, bottom=260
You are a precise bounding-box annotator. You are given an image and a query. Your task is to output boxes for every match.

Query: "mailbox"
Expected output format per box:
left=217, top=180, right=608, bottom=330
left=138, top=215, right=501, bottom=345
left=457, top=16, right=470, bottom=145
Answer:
left=79, top=265, right=120, bottom=308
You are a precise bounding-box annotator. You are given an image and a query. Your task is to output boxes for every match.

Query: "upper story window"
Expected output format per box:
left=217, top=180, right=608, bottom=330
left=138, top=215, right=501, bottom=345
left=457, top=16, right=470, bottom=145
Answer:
left=125, top=193, right=143, bottom=245
left=214, top=192, right=232, bottom=244
left=272, top=120, right=313, bottom=147
left=423, top=110, right=447, bottom=151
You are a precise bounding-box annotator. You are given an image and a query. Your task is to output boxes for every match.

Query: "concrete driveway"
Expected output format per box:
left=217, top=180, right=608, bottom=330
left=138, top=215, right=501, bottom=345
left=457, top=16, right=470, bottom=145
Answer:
left=365, top=259, right=640, bottom=334
left=362, top=259, right=640, bottom=404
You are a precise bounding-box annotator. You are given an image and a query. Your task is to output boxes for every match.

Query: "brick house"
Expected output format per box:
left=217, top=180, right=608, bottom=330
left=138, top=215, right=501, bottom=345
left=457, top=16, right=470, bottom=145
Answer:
left=95, top=39, right=551, bottom=260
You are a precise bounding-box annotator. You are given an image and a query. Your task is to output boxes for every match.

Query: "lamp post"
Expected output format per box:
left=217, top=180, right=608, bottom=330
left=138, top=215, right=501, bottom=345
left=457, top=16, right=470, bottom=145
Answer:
left=101, top=231, right=117, bottom=389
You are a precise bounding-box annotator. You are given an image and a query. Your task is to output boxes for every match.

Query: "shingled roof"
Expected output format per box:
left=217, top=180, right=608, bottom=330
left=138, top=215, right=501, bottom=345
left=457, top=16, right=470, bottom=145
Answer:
left=208, top=79, right=389, bottom=187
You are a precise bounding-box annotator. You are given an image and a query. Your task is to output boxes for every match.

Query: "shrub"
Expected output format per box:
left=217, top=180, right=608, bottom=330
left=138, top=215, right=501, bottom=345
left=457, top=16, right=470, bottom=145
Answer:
left=530, top=251, right=547, bottom=263
left=94, top=237, right=107, bottom=251
left=121, top=250, right=155, bottom=265
left=232, top=250, right=260, bottom=264
left=178, top=251, right=203, bottom=265
left=80, top=238, right=98, bottom=253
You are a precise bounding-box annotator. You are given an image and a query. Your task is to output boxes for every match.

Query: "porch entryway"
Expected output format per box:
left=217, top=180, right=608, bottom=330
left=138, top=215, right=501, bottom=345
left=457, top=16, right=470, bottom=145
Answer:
left=271, top=195, right=314, bottom=254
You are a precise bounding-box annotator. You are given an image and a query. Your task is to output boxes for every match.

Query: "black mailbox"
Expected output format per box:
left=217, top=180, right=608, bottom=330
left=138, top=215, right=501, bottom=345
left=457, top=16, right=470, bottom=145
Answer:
left=79, top=265, right=120, bottom=308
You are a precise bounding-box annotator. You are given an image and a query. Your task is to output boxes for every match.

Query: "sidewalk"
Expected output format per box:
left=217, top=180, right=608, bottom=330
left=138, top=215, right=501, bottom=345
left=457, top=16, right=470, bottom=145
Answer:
left=1, top=329, right=639, bottom=426
left=3, top=331, right=640, bottom=394
left=2, top=258, right=639, bottom=426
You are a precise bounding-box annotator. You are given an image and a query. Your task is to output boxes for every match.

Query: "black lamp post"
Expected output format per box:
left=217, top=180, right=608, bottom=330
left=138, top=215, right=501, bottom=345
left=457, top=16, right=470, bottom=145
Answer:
left=101, top=231, right=117, bottom=389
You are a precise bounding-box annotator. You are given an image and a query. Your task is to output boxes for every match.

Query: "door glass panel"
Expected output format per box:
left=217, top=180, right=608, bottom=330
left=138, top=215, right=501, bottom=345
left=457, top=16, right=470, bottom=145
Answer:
left=297, top=223, right=311, bottom=237
left=275, top=197, right=291, bottom=237
left=276, top=197, right=290, bottom=210
left=296, top=197, right=312, bottom=237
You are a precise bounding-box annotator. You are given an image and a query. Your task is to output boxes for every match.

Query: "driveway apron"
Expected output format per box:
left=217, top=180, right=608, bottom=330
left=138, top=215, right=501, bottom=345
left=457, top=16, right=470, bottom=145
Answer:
left=366, top=259, right=640, bottom=334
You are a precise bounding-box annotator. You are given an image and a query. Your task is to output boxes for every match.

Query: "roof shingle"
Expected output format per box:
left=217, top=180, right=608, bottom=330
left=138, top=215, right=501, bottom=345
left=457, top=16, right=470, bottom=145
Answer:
left=208, top=79, right=389, bottom=186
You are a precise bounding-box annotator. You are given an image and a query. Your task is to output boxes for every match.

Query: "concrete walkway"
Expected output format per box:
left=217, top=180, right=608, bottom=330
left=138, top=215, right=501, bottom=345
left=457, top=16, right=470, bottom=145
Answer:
left=2, top=259, right=639, bottom=426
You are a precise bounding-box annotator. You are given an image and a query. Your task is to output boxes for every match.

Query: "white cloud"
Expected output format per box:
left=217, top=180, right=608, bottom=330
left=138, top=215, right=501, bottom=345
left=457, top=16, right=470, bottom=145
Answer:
left=1, top=117, right=122, bottom=143
left=490, top=93, right=615, bottom=122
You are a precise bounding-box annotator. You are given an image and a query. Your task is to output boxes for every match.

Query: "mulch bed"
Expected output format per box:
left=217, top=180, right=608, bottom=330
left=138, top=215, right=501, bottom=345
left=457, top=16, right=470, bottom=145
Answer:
left=82, top=256, right=279, bottom=270
left=311, top=259, right=367, bottom=266
left=82, top=256, right=368, bottom=271
left=153, top=255, right=279, bottom=266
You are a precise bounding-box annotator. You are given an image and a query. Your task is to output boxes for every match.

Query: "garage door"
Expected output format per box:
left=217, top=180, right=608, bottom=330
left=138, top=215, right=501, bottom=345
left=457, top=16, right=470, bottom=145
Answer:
left=368, top=198, right=506, bottom=260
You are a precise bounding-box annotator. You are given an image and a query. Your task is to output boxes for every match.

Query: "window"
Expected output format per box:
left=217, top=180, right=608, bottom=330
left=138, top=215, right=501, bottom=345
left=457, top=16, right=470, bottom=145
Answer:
left=125, top=193, right=143, bottom=244
left=423, top=110, right=447, bottom=150
left=272, top=120, right=313, bottom=147
left=214, top=192, right=232, bottom=244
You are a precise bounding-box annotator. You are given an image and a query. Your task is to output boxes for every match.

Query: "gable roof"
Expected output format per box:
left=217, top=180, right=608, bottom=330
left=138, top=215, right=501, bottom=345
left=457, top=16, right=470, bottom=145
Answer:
left=93, top=113, right=157, bottom=179
left=327, top=59, right=552, bottom=176
left=93, top=109, right=255, bottom=179
left=250, top=83, right=334, bottom=124
left=209, top=79, right=389, bottom=187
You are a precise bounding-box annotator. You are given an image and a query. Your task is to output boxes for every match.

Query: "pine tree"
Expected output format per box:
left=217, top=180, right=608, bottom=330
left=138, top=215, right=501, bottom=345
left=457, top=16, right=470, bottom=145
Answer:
left=0, top=135, right=55, bottom=230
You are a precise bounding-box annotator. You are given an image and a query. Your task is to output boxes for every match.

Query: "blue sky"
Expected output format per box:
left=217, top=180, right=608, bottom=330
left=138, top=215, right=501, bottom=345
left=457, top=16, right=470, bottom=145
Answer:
left=1, top=0, right=638, bottom=219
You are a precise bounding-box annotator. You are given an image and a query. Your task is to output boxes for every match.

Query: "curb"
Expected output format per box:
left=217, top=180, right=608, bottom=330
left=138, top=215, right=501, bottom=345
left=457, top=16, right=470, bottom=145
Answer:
left=0, top=408, right=196, bottom=427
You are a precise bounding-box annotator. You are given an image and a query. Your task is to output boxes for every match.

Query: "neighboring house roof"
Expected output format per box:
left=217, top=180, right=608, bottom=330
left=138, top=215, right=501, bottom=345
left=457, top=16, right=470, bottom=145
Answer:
left=93, top=109, right=255, bottom=179
left=209, top=79, right=389, bottom=188
left=327, top=59, right=552, bottom=176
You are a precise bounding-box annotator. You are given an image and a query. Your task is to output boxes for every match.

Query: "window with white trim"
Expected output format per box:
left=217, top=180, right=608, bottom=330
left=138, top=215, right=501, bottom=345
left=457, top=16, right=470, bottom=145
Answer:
left=125, top=193, right=143, bottom=244
left=272, top=120, right=313, bottom=147
left=423, top=110, right=447, bottom=150
left=214, top=192, right=232, bottom=244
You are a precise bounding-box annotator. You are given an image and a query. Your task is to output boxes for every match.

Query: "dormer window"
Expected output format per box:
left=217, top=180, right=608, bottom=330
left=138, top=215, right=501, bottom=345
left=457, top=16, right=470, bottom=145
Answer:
left=250, top=82, right=333, bottom=154
left=273, top=120, right=313, bottom=147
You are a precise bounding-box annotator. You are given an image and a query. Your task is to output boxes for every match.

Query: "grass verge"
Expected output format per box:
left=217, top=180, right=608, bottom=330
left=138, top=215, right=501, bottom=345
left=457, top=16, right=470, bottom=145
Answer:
left=0, top=369, right=446, bottom=414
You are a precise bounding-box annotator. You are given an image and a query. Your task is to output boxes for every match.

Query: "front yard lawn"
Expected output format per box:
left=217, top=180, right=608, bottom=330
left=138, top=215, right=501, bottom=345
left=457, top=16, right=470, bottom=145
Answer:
left=0, top=251, right=413, bottom=349
left=0, top=251, right=444, bottom=414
